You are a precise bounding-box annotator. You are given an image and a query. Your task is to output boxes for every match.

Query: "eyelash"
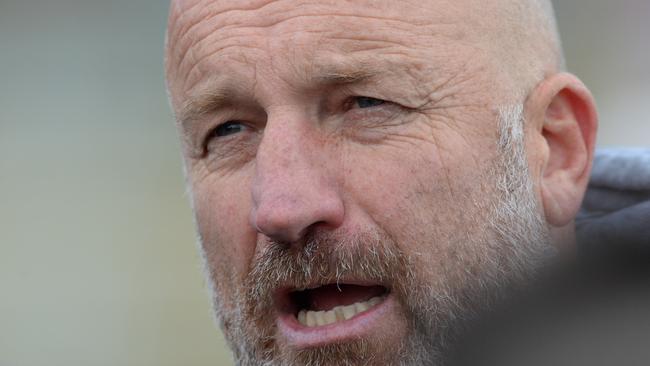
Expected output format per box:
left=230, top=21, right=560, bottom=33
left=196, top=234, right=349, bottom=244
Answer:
left=351, top=96, right=386, bottom=109
left=214, top=121, right=246, bottom=137
left=202, top=121, right=247, bottom=154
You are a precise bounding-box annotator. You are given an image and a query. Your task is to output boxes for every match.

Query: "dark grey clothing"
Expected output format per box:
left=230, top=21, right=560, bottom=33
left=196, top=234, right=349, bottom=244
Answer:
left=577, top=148, right=650, bottom=248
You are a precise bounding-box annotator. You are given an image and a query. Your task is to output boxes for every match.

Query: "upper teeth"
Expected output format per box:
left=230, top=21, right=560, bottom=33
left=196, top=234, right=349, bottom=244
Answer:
left=297, top=296, right=384, bottom=327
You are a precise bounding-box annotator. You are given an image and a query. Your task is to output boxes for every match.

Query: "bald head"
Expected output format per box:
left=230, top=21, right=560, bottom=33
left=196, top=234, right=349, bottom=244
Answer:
left=480, top=0, right=564, bottom=98
left=165, top=0, right=564, bottom=106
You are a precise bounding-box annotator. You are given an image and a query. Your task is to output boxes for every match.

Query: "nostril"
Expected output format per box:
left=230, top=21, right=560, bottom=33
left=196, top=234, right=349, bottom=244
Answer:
left=251, top=204, right=303, bottom=242
left=251, top=197, right=344, bottom=244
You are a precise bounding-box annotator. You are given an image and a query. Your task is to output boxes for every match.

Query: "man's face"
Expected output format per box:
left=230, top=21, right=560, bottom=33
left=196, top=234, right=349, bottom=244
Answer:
left=166, top=1, right=552, bottom=364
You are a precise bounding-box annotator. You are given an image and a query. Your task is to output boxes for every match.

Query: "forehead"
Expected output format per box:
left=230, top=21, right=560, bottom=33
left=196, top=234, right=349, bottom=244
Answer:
left=167, top=0, right=489, bottom=96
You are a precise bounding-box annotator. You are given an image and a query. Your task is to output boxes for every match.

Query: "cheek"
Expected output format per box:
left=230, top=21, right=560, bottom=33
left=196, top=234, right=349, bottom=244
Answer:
left=191, top=172, right=257, bottom=297
left=342, top=141, right=447, bottom=238
left=341, top=128, right=498, bottom=266
left=344, top=133, right=467, bottom=214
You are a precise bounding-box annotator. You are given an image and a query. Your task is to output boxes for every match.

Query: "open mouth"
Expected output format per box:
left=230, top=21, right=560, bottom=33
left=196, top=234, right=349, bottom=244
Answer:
left=284, top=283, right=389, bottom=328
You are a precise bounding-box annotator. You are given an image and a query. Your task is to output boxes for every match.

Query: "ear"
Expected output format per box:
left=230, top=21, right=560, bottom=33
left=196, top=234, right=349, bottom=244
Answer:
left=526, top=73, right=598, bottom=227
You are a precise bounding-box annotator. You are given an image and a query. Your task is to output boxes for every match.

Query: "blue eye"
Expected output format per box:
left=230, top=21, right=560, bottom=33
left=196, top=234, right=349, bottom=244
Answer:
left=214, top=121, right=245, bottom=137
left=355, top=97, right=385, bottom=108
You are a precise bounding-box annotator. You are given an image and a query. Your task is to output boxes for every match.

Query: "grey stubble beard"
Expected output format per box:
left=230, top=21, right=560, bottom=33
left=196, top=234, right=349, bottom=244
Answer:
left=199, top=104, right=553, bottom=366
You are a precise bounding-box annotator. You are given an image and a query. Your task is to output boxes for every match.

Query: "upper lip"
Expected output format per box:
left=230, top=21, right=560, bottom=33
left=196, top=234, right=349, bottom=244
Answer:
left=274, top=279, right=390, bottom=315
left=279, top=278, right=390, bottom=292
left=275, top=278, right=390, bottom=297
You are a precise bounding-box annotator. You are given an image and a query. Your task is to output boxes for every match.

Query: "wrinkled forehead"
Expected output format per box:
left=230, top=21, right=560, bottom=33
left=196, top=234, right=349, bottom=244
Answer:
left=165, top=0, right=499, bottom=99
left=168, top=0, right=459, bottom=40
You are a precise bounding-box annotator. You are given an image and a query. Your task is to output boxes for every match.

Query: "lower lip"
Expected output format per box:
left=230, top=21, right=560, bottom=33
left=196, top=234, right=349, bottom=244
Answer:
left=276, top=294, right=395, bottom=348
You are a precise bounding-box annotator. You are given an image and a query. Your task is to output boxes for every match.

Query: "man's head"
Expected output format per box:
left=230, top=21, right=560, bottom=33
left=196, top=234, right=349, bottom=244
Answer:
left=164, top=0, right=598, bottom=364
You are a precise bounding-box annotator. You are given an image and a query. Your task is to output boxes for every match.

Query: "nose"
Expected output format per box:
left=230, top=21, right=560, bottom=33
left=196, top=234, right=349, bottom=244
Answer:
left=250, top=114, right=344, bottom=244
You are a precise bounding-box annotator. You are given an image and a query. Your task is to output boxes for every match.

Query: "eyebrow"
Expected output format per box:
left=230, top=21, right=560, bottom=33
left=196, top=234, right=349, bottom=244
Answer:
left=314, top=65, right=379, bottom=85
left=177, top=83, right=234, bottom=126
left=177, top=62, right=383, bottom=126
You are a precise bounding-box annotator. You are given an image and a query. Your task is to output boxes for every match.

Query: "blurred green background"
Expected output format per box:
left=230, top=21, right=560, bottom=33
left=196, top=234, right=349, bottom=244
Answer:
left=1, top=1, right=648, bottom=365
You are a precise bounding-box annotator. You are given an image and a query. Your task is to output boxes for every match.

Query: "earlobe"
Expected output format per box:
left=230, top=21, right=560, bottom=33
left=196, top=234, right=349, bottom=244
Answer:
left=531, top=73, right=598, bottom=227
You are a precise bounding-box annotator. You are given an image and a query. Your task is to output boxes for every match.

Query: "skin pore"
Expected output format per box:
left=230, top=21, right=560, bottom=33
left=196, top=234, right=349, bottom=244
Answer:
left=164, top=0, right=597, bottom=365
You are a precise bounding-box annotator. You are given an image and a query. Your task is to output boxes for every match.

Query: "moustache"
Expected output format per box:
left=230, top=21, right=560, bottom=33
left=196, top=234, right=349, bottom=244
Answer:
left=244, top=229, right=414, bottom=305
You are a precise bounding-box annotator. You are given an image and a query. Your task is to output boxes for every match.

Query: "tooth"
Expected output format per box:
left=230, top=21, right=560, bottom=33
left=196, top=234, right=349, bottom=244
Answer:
left=314, top=311, right=326, bottom=326
left=306, top=311, right=317, bottom=327
left=368, top=296, right=382, bottom=307
left=324, top=310, right=336, bottom=325
left=342, top=305, right=357, bottom=320
left=334, top=306, right=345, bottom=321
left=355, top=301, right=369, bottom=313
left=298, top=310, right=307, bottom=325
left=298, top=296, right=386, bottom=327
